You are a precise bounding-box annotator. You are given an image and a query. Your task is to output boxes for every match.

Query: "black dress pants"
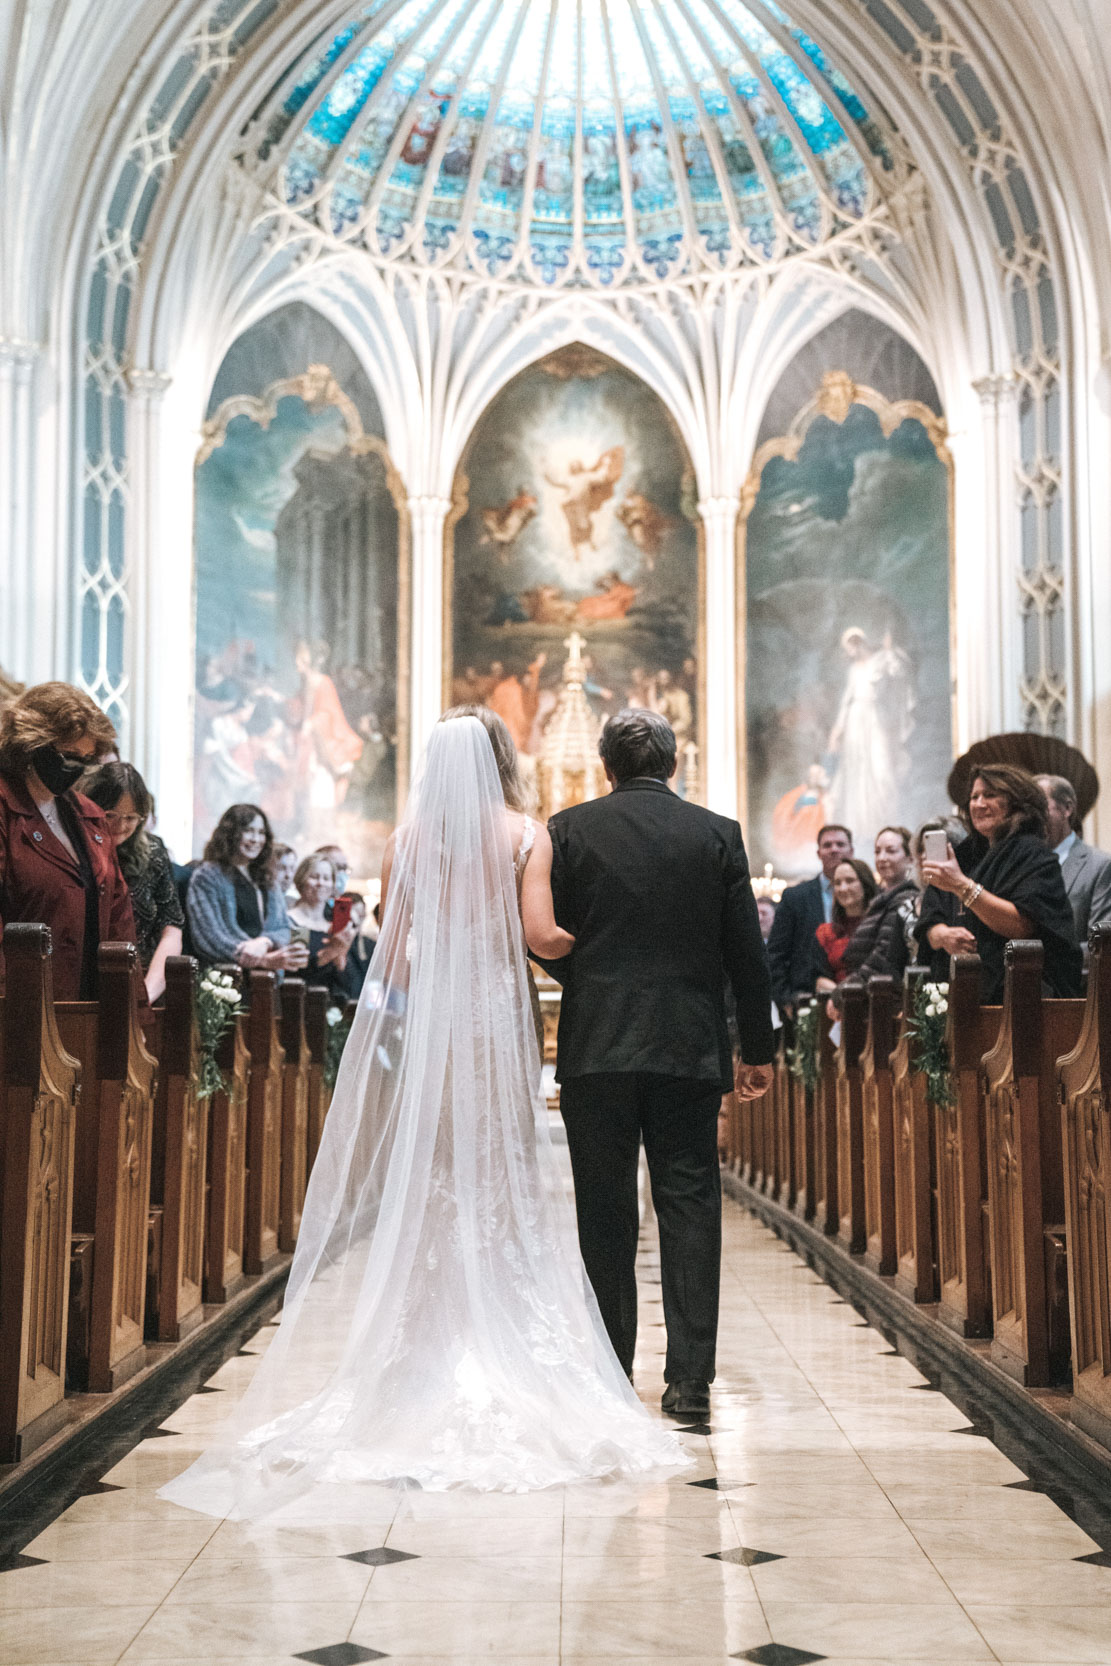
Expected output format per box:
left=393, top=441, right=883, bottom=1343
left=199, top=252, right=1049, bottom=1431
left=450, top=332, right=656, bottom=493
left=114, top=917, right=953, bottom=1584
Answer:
left=558, top=1072, right=722, bottom=1383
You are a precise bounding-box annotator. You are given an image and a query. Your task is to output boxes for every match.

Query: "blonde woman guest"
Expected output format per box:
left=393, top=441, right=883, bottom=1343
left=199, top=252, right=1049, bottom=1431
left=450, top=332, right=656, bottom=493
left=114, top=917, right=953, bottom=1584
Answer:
left=288, top=852, right=360, bottom=1001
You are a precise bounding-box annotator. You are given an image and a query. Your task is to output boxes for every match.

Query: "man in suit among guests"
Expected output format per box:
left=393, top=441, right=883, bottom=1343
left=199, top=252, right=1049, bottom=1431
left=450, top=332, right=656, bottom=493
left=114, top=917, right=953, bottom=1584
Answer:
left=766, top=824, right=854, bottom=1016
left=1036, top=774, right=1111, bottom=944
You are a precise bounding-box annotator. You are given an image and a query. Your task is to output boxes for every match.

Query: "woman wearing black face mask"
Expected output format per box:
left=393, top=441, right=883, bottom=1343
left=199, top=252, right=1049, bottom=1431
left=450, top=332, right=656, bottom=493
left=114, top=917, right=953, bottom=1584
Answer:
left=0, top=681, right=138, bottom=1000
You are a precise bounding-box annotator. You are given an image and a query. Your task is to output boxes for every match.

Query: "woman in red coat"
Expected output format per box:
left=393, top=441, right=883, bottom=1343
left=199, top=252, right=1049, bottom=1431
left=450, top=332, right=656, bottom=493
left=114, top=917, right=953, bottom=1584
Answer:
left=0, top=682, right=137, bottom=1000
left=813, top=857, right=878, bottom=995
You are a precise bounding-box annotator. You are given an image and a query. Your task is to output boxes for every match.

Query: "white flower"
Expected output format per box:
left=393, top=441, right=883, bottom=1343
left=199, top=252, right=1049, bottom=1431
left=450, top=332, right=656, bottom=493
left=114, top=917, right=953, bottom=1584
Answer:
left=218, top=987, right=240, bottom=1005
left=326, top=1006, right=343, bottom=1027
left=219, top=973, right=235, bottom=989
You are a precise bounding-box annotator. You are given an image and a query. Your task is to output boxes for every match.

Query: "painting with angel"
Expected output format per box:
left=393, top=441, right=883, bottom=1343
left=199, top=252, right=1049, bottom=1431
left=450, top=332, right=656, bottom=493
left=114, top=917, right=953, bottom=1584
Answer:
left=448, top=346, right=702, bottom=785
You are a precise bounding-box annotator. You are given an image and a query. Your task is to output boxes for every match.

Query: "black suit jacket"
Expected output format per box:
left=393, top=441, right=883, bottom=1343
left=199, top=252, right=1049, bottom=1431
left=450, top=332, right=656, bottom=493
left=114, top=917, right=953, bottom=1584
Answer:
left=766, top=874, right=825, bottom=1008
left=544, top=779, right=775, bottom=1088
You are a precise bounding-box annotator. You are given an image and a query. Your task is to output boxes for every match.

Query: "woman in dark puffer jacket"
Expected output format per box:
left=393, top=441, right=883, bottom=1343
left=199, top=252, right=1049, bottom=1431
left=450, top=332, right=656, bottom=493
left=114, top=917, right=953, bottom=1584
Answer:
left=828, top=825, right=918, bottom=1016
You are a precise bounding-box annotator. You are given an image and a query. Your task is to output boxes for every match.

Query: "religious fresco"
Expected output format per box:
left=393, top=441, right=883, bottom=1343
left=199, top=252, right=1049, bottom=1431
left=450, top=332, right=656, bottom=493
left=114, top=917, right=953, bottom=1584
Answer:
left=193, top=326, right=406, bottom=875
left=448, top=345, right=702, bottom=798
left=743, top=370, right=952, bottom=876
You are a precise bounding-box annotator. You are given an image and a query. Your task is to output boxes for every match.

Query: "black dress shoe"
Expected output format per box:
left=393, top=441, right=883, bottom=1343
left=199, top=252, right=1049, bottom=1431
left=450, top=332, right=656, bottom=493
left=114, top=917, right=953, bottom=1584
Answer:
left=661, top=1379, right=710, bottom=1420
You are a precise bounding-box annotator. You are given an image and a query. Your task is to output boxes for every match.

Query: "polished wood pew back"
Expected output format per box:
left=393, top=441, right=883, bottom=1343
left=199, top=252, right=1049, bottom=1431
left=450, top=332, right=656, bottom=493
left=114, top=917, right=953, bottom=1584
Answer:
left=861, top=976, right=898, bottom=1276
left=936, top=954, right=1000, bottom=1337
left=148, top=957, right=206, bottom=1342
left=892, top=966, right=936, bottom=1303
left=835, top=983, right=869, bottom=1254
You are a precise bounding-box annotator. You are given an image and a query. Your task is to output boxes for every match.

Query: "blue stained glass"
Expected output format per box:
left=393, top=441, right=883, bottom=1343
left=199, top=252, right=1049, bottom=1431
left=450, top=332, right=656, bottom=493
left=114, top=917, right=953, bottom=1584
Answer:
left=266, top=0, right=892, bottom=282
left=81, top=590, right=102, bottom=684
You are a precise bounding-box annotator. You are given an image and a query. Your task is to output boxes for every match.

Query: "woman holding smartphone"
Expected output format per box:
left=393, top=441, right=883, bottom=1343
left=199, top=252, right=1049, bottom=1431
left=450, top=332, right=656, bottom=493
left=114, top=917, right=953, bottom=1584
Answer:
left=916, top=765, right=1081, bottom=1000
left=288, top=852, right=362, bottom=1001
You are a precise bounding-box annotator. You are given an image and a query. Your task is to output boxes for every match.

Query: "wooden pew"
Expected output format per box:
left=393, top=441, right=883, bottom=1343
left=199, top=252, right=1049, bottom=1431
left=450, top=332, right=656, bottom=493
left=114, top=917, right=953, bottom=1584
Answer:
left=278, top=979, right=310, bottom=1254
left=835, top=982, right=869, bottom=1253
left=936, top=954, right=1001, bottom=1338
left=892, top=966, right=936, bottom=1303
left=812, top=1008, right=840, bottom=1236
left=204, top=997, right=250, bottom=1304
left=243, top=971, right=285, bottom=1276
left=148, top=957, right=206, bottom=1342
left=304, top=985, right=332, bottom=1175
left=774, top=1034, right=796, bottom=1210
left=982, top=941, right=1084, bottom=1386
left=56, top=944, right=158, bottom=1392
left=0, top=925, right=80, bottom=1461
left=861, top=976, right=898, bottom=1276
left=791, top=1047, right=816, bottom=1225
left=1060, top=921, right=1111, bottom=1446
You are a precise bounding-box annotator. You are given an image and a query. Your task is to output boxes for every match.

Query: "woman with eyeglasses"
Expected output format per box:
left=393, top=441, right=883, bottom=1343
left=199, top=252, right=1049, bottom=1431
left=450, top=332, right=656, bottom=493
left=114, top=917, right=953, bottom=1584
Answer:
left=80, top=761, right=184, bottom=1003
left=0, top=682, right=138, bottom=1000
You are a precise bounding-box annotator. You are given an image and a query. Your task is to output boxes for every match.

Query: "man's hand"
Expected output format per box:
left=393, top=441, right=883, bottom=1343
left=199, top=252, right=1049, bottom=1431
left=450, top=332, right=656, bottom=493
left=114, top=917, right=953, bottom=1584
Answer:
left=735, top=1062, right=774, bottom=1101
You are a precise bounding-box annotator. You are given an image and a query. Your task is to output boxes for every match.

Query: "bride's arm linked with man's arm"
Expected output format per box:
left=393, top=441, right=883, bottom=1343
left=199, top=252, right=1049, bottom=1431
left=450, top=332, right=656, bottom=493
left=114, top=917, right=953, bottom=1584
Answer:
left=522, top=820, right=576, bottom=960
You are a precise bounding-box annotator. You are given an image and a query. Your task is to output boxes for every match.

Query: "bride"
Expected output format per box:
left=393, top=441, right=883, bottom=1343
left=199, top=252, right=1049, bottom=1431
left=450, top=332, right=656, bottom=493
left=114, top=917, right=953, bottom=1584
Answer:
left=161, top=707, right=687, bottom=1517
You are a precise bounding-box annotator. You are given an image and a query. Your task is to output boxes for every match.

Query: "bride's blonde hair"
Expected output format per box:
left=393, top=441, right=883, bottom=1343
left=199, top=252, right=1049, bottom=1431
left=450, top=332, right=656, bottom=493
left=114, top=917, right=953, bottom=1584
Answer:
left=440, top=704, right=530, bottom=813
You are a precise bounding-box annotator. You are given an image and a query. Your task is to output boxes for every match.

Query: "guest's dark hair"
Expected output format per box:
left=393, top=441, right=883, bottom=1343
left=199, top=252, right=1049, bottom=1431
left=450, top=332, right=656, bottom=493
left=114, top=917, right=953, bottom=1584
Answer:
left=598, top=708, right=677, bottom=784
left=830, top=857, right=878, bottom=927
left=203, top=803, right=275, bottom=888
left=79, top=760, right=155, bottom=880
left=960, top=764, right=1048, bottom=845
left=817, top=824, right=853, bottom=846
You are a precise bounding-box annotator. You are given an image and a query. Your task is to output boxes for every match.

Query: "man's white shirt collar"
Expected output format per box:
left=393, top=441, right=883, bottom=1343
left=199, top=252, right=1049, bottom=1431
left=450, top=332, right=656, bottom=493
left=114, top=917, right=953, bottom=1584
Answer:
left=1055, top=831, right=1079, bottom=865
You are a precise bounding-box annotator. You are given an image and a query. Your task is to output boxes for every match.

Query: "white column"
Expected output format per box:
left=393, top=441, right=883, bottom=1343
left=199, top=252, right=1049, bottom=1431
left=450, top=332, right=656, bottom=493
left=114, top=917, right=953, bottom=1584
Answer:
left=698, top=495, right=740, bottom=820
left=408, top=494, right=452, bottom=769
left=965, top=374, right=1021, bottom=744
left=0, top=338, right=41, bottom=680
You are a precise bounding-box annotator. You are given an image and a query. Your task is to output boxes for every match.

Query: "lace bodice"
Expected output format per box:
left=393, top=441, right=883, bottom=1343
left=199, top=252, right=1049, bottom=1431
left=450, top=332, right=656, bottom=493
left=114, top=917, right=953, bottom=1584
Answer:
left=513, top=815, right=536, bottom=886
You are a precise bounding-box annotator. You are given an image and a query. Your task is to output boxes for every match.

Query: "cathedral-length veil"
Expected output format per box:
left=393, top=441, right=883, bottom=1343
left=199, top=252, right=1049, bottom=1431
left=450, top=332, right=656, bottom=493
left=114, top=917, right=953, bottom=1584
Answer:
left=161, top=716, right=686, bottom=1517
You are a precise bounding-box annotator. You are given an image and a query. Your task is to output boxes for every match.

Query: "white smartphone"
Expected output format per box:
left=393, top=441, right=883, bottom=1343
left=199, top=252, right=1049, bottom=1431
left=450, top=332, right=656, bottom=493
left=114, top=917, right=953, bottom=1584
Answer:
left=922, top=828, right=949, bottom=866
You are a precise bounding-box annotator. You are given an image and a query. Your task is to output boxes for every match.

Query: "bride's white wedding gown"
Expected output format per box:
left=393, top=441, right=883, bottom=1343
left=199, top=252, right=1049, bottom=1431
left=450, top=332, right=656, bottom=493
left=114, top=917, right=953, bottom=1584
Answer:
left=161, top=717, right=687, bottom=1517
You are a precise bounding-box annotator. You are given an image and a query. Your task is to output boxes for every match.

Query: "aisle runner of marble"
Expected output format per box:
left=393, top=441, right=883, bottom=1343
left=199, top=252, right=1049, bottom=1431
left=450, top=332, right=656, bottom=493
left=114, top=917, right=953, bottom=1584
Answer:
left=4, top=1200, right=1111, bottom=1665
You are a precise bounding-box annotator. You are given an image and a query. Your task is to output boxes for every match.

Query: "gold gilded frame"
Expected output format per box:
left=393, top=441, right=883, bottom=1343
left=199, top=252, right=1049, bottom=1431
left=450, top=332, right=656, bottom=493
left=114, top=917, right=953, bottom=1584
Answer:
left=735, top=370, right=956, bottom=832
left=196, top=363, right=412, bottom=810
left=441, top=347, right=708, bottom=803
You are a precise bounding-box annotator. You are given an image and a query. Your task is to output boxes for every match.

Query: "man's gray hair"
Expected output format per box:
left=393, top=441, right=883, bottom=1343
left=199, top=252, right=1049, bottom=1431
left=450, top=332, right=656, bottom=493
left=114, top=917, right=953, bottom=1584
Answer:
left=1039, top=772, right=1080, bottom=832
left=598, top=707, right=677, bottom=784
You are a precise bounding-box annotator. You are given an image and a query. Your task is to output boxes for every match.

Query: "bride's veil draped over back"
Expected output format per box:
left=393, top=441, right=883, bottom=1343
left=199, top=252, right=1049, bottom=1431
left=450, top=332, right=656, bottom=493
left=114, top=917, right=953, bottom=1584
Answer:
left=162, top=716, right=684, bottom=1517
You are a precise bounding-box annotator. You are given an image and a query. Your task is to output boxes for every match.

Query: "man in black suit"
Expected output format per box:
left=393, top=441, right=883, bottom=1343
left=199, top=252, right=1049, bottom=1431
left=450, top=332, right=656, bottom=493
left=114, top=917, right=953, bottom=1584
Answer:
left=545, top=709, right=774, bottom=1424
left=766, top=824, right=854, bottom=1016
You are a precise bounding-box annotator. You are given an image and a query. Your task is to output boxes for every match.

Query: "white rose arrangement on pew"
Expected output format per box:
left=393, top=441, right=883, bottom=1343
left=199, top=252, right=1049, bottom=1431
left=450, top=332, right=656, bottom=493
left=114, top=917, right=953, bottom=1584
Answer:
left=907, top=980, right=954, bottom=1108
left=196, top=970, right=245, bottom=1100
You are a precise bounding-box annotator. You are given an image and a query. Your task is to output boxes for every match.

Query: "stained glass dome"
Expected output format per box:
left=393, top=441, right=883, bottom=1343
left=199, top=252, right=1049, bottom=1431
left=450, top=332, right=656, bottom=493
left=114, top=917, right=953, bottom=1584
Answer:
left=256, top=0, right=899, bottom=287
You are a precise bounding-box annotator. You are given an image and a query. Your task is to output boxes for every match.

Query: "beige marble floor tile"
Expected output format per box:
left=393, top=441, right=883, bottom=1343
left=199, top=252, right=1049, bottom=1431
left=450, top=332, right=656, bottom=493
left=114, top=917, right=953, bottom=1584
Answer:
left=728, top=1484, right=902, bottom=1520
left=883, top=1483, right=1073, bottom=1522
left=203, top=1518, right=397, bottom=1558
left=909, top=1517, right=1101, bottom=1560
left=560, top=1511, right=741, bottom=1557
left=0, top=1606, right=155, bottom=1665
left=118, top=1598, right=361, bottom=1659
left=385, top=1517, right=565, bottom=1556
left=723, top=1512, right=921, bottom=1558
left=22, top=1515, right=218, bottom=1563
left=363, top=1551, right=563, bottom=1602
left=163, top=1552, right=374, bottom=1605
left=964, top=1603, right=1111, bottom=1662
left=933, top=1555, right=1111, bottom=1606
left=751, top=1552, right=953, bottom=1604
left=0, top=1559, right=185, bottom=1609
left=561, top=1551, right=757, bottom=1600
left=558, top=1597, right=770, bottom=1658
left=762, top=1599, right=995, bottom=1659
left=349, top=1597, right=561, bottom=1655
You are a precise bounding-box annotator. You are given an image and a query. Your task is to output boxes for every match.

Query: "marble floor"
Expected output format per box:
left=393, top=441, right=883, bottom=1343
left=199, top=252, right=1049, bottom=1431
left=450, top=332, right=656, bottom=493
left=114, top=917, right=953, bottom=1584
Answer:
left=5, top=1199, right=1111, bottom=1665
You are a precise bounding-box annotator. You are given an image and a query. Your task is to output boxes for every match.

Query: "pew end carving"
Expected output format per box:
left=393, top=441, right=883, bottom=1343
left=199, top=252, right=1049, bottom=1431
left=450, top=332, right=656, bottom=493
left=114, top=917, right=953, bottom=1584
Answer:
left=278, top=979, right=311, bottom=1254
left=151, top=957, right=206, bottom=1342
left=835, top=983, right=869, bottom=1254
left=892, top=966, right=937, bottom=1303
left=861, top=977, right=898, bottom=1276
left=0, top=925, right=81, bottom=1461
left=244, top=971, right=285, bottom=1276
left=936, top=954, right=999, bottom=1337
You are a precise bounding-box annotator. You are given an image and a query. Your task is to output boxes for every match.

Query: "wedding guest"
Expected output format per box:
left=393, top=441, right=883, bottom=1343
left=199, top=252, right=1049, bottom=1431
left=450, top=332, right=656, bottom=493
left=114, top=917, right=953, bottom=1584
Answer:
left=917, top=765, right=1082, bottom=1000
left=288, top=852, right=362, bottom=1001
left=829, top=826, right=918, bottom=1010
left=344, top=891, right=374, bottom=990
left=756, top=896, right=777, bottom=943
left=1035, top=773, right=1111, bottom=943
left=81, top=761, right=184, bottom=1003
left=187, top=803, right=307, bottom=973
left=0, top=681, right=136, bottom=999
left=813, top=858, right=878, bottom=993
left=767, top=823, right=854, bottom=1015
left=314, top=842, right=350, bottom=898
left=273, top=842, right=298, bottom=902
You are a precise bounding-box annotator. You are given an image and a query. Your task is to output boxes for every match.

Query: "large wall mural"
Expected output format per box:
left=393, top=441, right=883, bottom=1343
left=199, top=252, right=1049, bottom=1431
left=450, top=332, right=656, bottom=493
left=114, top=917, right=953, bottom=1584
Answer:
left=743, top=368, right=952, bottom=875
left=448, top=345, right=702, bottom=806
left=193, top=307, right=407, bottom=873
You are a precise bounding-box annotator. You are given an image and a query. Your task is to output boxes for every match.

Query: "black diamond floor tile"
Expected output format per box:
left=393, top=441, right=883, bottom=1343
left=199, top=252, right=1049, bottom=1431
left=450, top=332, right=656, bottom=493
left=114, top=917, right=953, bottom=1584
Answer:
left=343, top=1546, right=420, bottom=1566
left=294, top=1646, right=388, bottom=1665
left=733, top=1645, right=825, bottom=1665
left=0, top=1554, right=48, bottom=1572
left=708, top=1545, right=784, bottom=1566
left=1076, top=1549, right=1111, bottom=1566
left=677, top=1422, right=712, bottom=1435
left=78, top=1481, right=124, bottom=1497
left=689, top=1476, right=749, bottom=1492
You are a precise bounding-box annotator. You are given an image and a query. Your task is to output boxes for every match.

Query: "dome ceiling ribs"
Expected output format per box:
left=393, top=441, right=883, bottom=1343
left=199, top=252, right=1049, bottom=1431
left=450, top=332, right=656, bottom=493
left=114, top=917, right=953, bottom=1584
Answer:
left=668, top=0, right=787, bottom=260
left=253, top=0, right=909, bottom=288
